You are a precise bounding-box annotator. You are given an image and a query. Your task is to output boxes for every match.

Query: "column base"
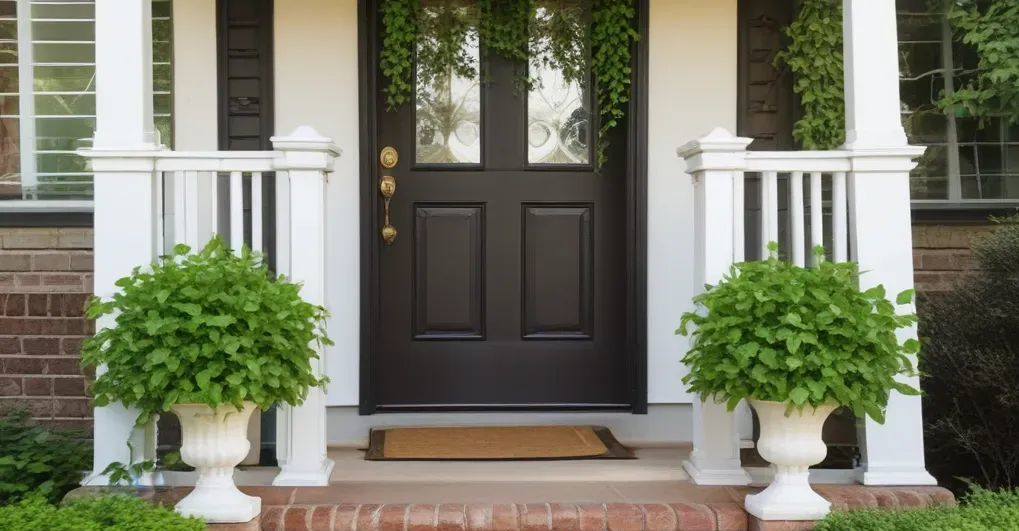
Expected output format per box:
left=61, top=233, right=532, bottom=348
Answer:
left=855, top=466, right=937, bottom=486
left=682, top=458, right=751, bottom=486
left=272, top=458, right=335, bottom=486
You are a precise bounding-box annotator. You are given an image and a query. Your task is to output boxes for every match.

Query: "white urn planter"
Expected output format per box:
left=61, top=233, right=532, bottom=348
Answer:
left=172, top=402, right=261, bottom=523
left=744, top=399, right=836, bottom=521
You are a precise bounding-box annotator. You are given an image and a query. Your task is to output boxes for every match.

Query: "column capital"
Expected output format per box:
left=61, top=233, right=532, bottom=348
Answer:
left=272, top=126, right=341, bottom=172
left=844, top=145, right=927, bottom=173
left=678, top=128, right=753, bottom=173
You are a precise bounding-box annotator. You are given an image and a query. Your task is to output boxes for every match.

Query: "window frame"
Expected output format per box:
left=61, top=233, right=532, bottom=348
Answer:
left=901, top=3, right=1019, bottom=210
left=0, top=0, right=172, bottom=214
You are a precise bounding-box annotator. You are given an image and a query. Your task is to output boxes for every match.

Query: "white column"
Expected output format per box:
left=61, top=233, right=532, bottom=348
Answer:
left=677, top=128, right=753, bottom=486
left=271, top=126, right=340, bottom=486
left=80, top=0, right=159, bottom=486
left=842, top=0, right=936, bottom=486
left=842, top=0, right=908, bottom=150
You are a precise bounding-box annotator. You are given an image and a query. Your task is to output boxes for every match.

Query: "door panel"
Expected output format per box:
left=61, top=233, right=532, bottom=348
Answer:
left=371, top=1, right=631, bottom=408
left=522, top=205, right=593, bottom=339
left=413, top=205, right=486, bottom=340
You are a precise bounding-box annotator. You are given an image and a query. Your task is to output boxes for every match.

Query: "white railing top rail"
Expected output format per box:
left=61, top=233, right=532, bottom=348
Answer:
left=81, top=149, right=279, bottom=173
left=744, top=151, right=852, bottom=174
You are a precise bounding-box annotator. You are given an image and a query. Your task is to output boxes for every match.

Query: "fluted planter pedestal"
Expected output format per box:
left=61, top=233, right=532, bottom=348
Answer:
left=171, top=402, right=261, bottom=523
left=744, top=399, right=836, bottom=521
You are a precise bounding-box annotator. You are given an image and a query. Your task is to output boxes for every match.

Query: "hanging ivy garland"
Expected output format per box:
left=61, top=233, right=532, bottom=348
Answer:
left=379, top=0, right=637, bottom=166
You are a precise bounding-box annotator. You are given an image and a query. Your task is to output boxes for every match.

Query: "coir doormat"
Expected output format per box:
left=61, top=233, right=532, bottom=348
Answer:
left=364, top=425, right=635, bottom=461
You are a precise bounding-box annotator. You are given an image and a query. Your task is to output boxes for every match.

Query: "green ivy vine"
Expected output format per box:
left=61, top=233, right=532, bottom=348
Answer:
left=774, top=0, right=845, bottom=151
left=940, top=0, right=1019, bottom=125
left=379, top=0, right=637, bottom=166
left=777, top=0, right=1019, bottom=151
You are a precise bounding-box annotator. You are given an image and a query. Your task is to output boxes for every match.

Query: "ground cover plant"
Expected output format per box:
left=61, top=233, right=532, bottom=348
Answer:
left=815, top=488, right=1019, bottom=531
left=0, top=495, right=204, bottom=531
left=0, top=411, right=90, bottom=504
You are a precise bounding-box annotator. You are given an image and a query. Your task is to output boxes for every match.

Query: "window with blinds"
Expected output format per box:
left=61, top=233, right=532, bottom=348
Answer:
left=0, top=0, right=171, bottom=202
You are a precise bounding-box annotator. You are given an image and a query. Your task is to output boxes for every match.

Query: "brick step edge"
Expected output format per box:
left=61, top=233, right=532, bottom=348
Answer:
left=248, top=503, right=748, bottom=531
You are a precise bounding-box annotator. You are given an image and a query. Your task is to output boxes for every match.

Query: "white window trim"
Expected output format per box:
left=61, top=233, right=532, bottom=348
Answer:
left=15, top=0, right=37, bottom=198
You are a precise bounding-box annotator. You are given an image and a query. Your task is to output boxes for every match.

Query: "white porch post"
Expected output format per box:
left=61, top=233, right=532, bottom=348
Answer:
left=82, top=0, right=160, bottom=485
left=842, top=0, right=936, bottom=485
left=271, top=126, right=339, bottom=486
left=678, top=128, right=753, bottom=486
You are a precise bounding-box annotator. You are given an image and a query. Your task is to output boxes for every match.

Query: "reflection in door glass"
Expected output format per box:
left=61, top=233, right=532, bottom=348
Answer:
left=527, top=5, right=591, bottom=165
left=415, top=8, right=481, bottom=165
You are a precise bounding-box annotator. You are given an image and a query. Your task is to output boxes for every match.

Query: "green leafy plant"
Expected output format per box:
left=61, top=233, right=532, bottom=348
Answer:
left=0, top=410, right=91, bottom=504
left=378, top=0, right=637, bottom=166
left=815, top=487, right=1019, bottom=531
left=774, top=0, right=845, bottom=150
left=0, top=495, right=205, bottom=531
left=940, top=0, right=1019, bottom=125
left=81, top=237, right=331, bottom=426
left=677, top=244, right=919, bottom=423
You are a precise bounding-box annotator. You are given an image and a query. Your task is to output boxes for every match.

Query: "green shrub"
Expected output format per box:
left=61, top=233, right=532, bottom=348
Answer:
left=0, top=411, right=91, bottom=504
left=919, top=216, right=1019, bottom=492
left=815, top=488, right=1019, bottom=531
left=678, top=245, right=919, bottom=422
left=81, top=237, right=331, bottom=425
left=0, top=495, right=204, bottom=531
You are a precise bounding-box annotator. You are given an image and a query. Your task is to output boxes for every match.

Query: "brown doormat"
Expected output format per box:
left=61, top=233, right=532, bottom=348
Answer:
left=365, top=425, right=636, bottom=461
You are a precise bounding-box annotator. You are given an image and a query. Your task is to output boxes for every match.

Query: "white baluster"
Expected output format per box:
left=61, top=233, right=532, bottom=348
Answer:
left=184, top=170, right=200, bottom=247
left=208, top=171, right=219, bottom=238
left=832, top=171, right=848, bottom=262
left=251, top=172, right=263, bottom=253
left=789, top=171, right=805, bottom=267
left=733, top=171, right=745, bottom=263
left=810, top=172, right=824, bottom=264
left=760, top=171, right=779, bottom=258
left=230, top=171, right=243, bottom=253
left=173, top=171, right=186, bottom=246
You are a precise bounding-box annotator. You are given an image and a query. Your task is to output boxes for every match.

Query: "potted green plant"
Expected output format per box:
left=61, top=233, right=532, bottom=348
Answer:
left=678, top=244, right=919, bottom=521
left=82, top=237, right=330, bottom=523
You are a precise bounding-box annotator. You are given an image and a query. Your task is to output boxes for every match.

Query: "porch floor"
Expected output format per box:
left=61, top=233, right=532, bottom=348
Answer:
left=319, top=446, right=697, bottom=503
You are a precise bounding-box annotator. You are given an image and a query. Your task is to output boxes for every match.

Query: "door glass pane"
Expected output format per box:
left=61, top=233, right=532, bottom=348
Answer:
left=415, top=5, right=481, bottom=165
left=527, top=3, right=590, bottom=165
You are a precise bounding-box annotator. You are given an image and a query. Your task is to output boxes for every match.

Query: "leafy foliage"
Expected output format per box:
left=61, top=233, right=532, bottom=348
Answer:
left=0, top=495, right=205, bottom=531
left=0, top=411, right=90, bottom=504
left=678, top=245, right=919, bottom=423
left=919, top=215, right=1019, bottom=492
left=774, top=0, right=845, bottom=150
left=380, top=0, right=418, bottom=108
left=378, top=0, right=638, bottom=166
left=940, top=0, right=1019, bottom=125
left=81, top=237, right=330, bottom=426
left=591, top=0, right=639, bottom=166
left=814, top=487, right=1019, bottom=531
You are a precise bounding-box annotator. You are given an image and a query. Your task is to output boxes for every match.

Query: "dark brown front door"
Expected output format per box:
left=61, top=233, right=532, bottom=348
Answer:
left=370, top=3, right=632, bottom=409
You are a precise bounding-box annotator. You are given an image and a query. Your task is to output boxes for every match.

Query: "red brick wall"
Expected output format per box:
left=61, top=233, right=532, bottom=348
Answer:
left=912, top=222, right=994, bottom=293
left=0, top=227, right=94, bottom=431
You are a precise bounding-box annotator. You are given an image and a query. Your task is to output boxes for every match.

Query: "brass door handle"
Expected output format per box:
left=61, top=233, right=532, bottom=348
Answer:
left=380, top=175, right=397, bottom=245
left=379, top=147, right=399, bottom=245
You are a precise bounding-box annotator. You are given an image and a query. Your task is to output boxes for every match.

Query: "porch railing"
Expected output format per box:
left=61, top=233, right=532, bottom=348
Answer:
left=81, top=125, right=339, bottom=486
left=151, top=151, right=276, bottom=256
left=678, top=127, right=931, bottom=488
left=739, top=151, right=851, bottom=265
